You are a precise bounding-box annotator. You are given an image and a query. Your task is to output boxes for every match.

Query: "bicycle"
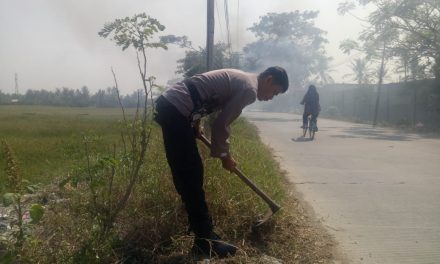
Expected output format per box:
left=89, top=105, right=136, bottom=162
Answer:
left=302, top=115, right=317, bottom=140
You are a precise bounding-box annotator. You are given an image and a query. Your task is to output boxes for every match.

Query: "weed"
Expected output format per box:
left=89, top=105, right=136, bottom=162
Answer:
left=1, top=141, right=44, bottom=263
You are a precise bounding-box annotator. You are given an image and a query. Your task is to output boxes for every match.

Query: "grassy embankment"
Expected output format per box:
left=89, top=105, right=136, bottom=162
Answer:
left=0, top=105, right=334, bottom=263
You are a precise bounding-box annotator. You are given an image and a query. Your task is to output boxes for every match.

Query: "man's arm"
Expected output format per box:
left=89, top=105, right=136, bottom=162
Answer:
left=210, top=88, right=256, bottom=164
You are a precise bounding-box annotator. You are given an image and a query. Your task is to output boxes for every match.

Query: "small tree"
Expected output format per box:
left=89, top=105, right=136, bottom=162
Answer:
left=62, top=14, right=172, bottom=250
left=93, top=13, right=168, bottom=235
left=99, top=13, right=167, bottom=93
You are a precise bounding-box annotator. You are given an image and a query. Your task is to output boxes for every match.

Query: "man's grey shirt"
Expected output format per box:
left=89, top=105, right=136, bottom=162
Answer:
left=162, top=69, right=258, bottom=157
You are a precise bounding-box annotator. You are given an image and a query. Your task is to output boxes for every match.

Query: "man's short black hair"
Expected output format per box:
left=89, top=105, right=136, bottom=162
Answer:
left=260, top=66, right=289, bottom=93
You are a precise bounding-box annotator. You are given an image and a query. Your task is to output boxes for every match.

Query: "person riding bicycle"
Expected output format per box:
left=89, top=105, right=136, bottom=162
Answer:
left=300, top=85, right=320, bottom=131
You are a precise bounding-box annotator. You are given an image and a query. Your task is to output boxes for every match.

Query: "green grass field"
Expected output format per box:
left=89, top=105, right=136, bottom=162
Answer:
left=0, top=105, right=334, bottom=263
left=0, top=105, right=134, bottom=187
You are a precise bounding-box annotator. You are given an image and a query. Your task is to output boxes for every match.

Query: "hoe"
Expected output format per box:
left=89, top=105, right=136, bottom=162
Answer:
left=199, top=134, right=281, bottom=226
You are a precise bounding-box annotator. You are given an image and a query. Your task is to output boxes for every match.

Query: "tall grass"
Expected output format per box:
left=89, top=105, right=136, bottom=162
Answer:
left=1, top=105, right=335, bottom=263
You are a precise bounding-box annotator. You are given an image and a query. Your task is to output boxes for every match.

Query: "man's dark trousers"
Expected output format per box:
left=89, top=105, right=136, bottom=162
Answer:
left=154, top=96, right=213, bottom=237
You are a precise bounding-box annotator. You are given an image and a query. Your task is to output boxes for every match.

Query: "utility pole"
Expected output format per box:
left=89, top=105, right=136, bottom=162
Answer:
left=14, top=73, right=19, bottom=96
left=206, top=0, right=215, bottom=71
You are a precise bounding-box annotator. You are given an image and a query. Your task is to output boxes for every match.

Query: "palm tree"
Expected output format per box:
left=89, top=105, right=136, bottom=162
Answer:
left=344, top=58, right=372, bottom=86
left=312, top=55, right=335, bottom=85
left=344, top=58, right=374, bottom=119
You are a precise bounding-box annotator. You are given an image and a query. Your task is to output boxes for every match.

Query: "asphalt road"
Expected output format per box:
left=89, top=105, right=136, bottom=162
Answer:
left=244, top=111, right=440, bottom=264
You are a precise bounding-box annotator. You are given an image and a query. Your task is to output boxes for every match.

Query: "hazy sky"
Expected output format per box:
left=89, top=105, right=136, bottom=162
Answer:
left=0, top=0, right=370, bottom=95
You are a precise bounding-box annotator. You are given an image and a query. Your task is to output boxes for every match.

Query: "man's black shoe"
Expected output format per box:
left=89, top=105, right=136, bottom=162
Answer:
left=191, top=232, right=236, bottom=258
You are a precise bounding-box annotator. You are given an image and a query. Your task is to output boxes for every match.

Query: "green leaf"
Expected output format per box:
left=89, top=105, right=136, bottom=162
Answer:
left=25, top=185, right=36, bottom=194
left=2, top=193, right=18, bottom=206
left=29, top=204, right=44, bottom=224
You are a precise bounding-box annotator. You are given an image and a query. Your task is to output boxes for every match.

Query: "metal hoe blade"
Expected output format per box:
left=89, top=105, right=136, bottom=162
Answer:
left=254, top=210, right=279, bottom=227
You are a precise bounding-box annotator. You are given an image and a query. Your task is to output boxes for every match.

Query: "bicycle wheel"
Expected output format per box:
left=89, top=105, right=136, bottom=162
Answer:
left=309, top=121, right=315, bottom=140
left=309, top=127, right=315, bottom=140
left=303, top=126, right=308, bottom=137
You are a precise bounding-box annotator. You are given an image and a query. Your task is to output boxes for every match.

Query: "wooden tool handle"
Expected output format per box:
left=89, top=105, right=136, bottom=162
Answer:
left=199, top=134, right=281, bottom=213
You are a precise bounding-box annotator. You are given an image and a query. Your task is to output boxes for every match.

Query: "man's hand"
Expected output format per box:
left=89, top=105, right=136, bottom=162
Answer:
left=221, top=154, right=236, bottom=172
left=193, top=119, right=204, bottom=139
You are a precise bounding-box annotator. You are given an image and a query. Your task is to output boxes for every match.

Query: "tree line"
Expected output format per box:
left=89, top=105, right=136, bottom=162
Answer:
left=0, top=86, right=156, bottom=108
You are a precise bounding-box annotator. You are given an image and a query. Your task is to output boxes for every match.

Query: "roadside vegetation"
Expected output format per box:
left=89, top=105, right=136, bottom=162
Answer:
left=1, top=105, right=335, bottom=263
